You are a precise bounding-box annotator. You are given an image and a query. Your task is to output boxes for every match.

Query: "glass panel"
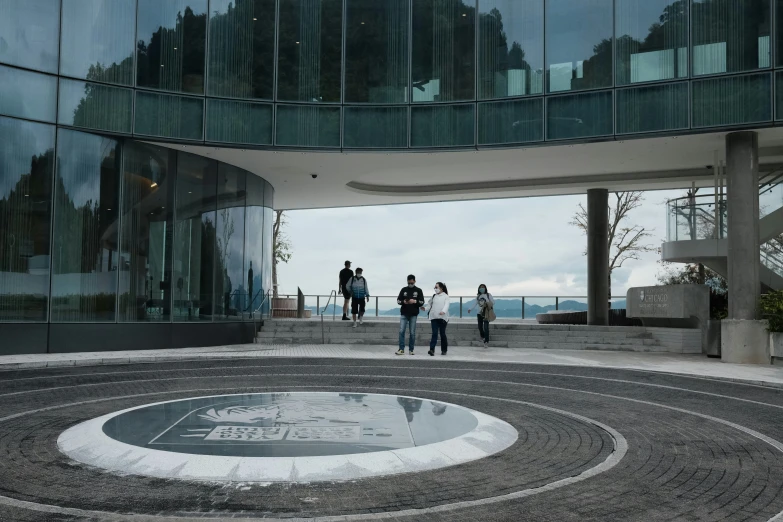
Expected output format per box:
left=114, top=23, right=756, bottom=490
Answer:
left=60, top=0, right=136, bottom=85
left=136, top=0, right=208, bottom=94
left=135, top=91, right=204, bottom=140
left=616, top=82, right=689, bottom=134
left=345, top=0, right=409, bottom=103
left=777, top=71, right=783, bottom=119
left=692, top=73, right=771, bottom=128
left=692, top=0, right=771, bottom=76
left=58, top=79, right=133, bottom=133
left=215, top=165, right=246, bottom=320
left=0, top=116, right=55, bottom=322
left=262, top=206, right=273, bottom=314
left=546, top=0, right=613, bottom=93
left=777, top=0, right=783, bottom=67
left=207, top=0, right=275, bottom=99
left=277, top=0, right=343, bottom=102
left=478, top=97, right=543, bottom=145
left=263, top=180, right=275, bottom=208
left=275, top=105, right=341, bottom=147
left=411, top=104, right=475, bottom=147
left=0, top=0, right=60, bottom=72
left=118, top=142, right=174, bottom=323
left=173, top=152, right=216, bottom=321
left=615, top=0, right=688, bottom=85
left=546, top=90, right=613, bottom=140
left=412, top=0, right=475, bottom=102
left=478, top=0, right=544, bottom=99
left=206, top=99, right=273, bottom=145
left=245, top=174, right=265, bottom=318
left=51, top=129, right=121, bottom=322
left=344, top=106, right=408, bottom=148
left=0, top=64, right=57, bottom=122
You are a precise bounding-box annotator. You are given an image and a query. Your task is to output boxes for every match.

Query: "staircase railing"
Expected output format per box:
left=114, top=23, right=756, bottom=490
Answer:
left=252, top=290, right=272, bottom=344
left=319, top=290, right=338, bottom=343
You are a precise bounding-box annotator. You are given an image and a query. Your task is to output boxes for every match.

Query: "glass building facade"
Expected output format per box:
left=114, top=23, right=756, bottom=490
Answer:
left=0, top=0, right=781, bottom=351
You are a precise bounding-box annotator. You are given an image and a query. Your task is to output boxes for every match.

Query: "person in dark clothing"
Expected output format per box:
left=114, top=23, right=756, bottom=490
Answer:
left=395, top=275, right=425, bottom=355
left=338, top=261, right=353, bottom=320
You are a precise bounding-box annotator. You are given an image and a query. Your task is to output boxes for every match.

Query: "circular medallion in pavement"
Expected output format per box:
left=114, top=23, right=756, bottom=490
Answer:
left=58, top=392, right=518, bottom=482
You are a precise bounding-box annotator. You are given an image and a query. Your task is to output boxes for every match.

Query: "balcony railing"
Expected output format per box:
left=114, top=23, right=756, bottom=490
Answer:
left=666, top=194, right=726, bottom=242
left=272, top=294, right=627, bottom=320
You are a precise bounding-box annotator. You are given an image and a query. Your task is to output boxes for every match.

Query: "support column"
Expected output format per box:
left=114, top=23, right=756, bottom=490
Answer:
left=726, top=131, right=760, bottom=320
left=587, top=189, right=609, bottom=326
left=722, top=131, right=768, bottom=364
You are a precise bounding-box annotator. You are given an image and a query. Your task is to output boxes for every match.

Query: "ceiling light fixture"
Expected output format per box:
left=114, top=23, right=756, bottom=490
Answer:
left=150, top=182, right=158, bottom=188
left=296, top=41, right=300, bottom=44
left=253, top=17, right=257, bottom=20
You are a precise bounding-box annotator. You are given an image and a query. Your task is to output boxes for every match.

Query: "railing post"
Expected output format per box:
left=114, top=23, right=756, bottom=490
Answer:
left=317, top=296, right=320, bottom=316
left=556, top=297, right=559, bottom=310
left=522, top=297, right=525, bottom=320
left=460, top=297, right=463, bottom=318
left=375, top=296, right=378, bottom=317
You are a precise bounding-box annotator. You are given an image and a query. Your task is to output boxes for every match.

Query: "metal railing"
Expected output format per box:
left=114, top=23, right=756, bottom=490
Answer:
left=666, top=194, right=726, bottom=242
left=252, top=290, right=273, bottom=343
left=319, top=290, right=337, bottom=342
left=273, top=294, right=627, bottom=321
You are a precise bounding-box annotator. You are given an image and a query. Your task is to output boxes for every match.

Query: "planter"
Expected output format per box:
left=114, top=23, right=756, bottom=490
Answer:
left=771, top=332, right=783, bottom=360
left=706, top=320, right=721, bottom=358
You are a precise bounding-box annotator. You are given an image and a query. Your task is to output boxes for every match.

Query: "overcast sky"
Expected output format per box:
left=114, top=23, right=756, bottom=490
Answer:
left=277, top=189, right=684, bottom=299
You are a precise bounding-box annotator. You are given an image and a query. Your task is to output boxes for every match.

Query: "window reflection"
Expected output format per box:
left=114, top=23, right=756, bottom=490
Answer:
left=692, top=73, right=771, bottom=127
left=118, top=142, right=175, bottom=322
left=0, top=64, right=57, bottom=123
left=173, top=153, right=216, bottom=321
left=275, top=105, right=340, bottom=147
left=546, top=0, right=613, bottom=93
left=136, top=0, right=207, bottom=94
left=547, top=91, right=613, bottom=140
left=51, top=129, right=121, bottom=322
left=344, top=107, right=408, bottom=148
left=58, top=79, right=133, bottom=133
left=411, top=104, right=475, bottom=147
left=412, top=0, right=475, bottom=102
left=345, top=0, right=409, bottom=103
left=206, top=99, right=273, bottom=145
left=615, top=0, right=688, bottom=85
left=616, top=82, right=688, bottom=134
left=215, top=165, right=246, bottom=320
left=0, top=0, right=60, bottom=73
left=134, top=91, right=204, bottom=140
left=692, top=0, right=770, bottom=76
left=277, top=0, right=343, bottom=102
left=60, top=0, right=136, bottom=85
left=245, top=175, right=265, bottom=318
left=0, top=117, right=55, bottom=322
left=208, top=0, right=275, bottom=99
left=478, top=0, right=544, bottom=99
left=478, top=98, right=543, bottom=145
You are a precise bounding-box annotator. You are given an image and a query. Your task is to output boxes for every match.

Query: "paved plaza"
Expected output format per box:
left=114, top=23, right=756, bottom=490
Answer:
left=1, top=345, right=783, bottom=521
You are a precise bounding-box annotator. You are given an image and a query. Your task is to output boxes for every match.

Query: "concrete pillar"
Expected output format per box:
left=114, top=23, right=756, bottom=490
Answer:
left=587, top=189, right=609, bottom=326
left=725, top=131, right=760, bottom=320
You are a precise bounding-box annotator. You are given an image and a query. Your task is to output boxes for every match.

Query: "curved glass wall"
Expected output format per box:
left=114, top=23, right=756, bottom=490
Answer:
left=0, top=0, right=781, bottom=152
left=0, top=115, right=275, bottom=324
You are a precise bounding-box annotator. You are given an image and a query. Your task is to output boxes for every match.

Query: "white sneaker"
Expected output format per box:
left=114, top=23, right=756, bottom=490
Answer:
left=352, top=322, right=357, bottom=328
left=359, top=319, right=363, bottom=325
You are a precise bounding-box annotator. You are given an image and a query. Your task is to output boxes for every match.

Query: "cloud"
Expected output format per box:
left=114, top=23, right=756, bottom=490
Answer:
left=277, top=190, right=684, bottom=299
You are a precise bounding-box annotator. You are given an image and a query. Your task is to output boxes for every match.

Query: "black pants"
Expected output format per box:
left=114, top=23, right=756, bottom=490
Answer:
left=430, top=319, right=448, bottom=353
left=477, top=314, right=490, bottom=343
left=351, top=297, right=366, bottom=316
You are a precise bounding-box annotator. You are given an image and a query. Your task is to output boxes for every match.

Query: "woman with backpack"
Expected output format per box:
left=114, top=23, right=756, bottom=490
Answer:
left=422, top=282, right=450, bottom=356
left=468, top=284, right=495, bottom=348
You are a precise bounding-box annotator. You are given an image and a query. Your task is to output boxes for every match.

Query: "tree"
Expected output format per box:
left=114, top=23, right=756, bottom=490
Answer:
left=272, top=210, right=292, bottom=298
left=656, top=261, right=727, bottom=293
left=570, top=192, right=657, bottom=299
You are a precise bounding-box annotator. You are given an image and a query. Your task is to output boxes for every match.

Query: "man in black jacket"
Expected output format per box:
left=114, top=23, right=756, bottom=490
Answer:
left=396, top=275, right=425, bottom=355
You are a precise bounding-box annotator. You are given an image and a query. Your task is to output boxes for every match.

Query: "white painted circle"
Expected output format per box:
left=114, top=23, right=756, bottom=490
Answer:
left=58, top=392, right=519, bottom=483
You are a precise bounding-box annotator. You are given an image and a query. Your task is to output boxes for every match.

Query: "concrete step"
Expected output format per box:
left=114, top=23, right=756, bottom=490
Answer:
left=256, top=329, right=654, bottom=341
left=261, top=324, right=653, bottom=338
left=256, top=332, right=654, bottom=345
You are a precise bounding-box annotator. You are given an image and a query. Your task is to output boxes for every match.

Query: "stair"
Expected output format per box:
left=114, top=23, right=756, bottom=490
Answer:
left=256, top=319, right=701, bottom=354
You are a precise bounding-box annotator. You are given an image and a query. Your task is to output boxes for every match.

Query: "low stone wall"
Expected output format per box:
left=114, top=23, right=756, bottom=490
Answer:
left=535, top=309, right=641, bottom=327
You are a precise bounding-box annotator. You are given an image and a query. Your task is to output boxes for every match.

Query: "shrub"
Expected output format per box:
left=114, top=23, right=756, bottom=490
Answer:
left=761, top=291, right=783, bottom=332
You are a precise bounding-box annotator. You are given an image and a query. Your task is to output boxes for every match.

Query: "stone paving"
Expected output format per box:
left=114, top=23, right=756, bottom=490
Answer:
left=1, top=350, right=783, bottom=520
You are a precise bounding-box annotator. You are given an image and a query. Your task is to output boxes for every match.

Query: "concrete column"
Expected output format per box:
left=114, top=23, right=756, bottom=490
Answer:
left=587, top=189, right=609, bottom=326
left=725, top=131, right=760, bottom=320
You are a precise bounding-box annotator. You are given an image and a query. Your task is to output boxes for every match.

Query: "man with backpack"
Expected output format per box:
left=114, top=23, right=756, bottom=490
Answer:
left=346, top=268, right=370, bottom=327
left=395, top=275, right=424, bottom=355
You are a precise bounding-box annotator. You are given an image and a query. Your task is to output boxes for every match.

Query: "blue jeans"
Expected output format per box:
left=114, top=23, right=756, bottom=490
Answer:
left=399, top=315, right=418, bottom=351
left=430, top=319, right=448, bottom=353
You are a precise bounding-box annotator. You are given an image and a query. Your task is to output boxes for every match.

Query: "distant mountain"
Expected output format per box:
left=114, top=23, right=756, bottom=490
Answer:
left=309, top=298, right=627, bottom=318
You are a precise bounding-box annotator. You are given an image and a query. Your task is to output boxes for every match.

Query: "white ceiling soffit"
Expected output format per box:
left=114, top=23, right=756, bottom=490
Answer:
left=150, top=126, right=783, bottom=210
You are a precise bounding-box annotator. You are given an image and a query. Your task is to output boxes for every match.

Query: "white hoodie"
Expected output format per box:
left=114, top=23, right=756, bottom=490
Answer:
left=426, top=293, right=450, bottom=322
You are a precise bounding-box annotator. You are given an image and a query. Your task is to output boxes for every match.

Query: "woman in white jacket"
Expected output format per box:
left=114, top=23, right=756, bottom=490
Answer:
left=422, top=282, right=450, bottom=356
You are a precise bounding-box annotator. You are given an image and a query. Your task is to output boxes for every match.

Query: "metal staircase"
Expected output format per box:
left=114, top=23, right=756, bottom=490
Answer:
left=661, top=175, right=783, bottom=291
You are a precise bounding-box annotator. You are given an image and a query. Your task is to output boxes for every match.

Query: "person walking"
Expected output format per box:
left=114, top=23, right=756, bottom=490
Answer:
left=467, top=284, right=495, bottom=348
left=422, top=282, right=450, bottom=356
left=346, top=268, right=370, bottom=327
left=338, top=261, right=353, bottom=320
left=396, top=275, right=424, bottom=356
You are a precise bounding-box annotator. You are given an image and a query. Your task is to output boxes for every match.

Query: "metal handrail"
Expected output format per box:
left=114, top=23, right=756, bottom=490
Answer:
left=252, top=290, right=272, bottom=344
left=320, top=290, right=337, bottom=343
